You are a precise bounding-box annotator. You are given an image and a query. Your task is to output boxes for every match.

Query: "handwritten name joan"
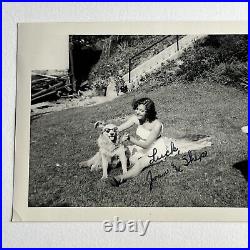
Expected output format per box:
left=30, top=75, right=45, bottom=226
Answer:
left=146, top=169, right=170, bottom=192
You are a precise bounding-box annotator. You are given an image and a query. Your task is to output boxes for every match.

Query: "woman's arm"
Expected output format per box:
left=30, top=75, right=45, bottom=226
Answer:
left=129, top=122, right=162, bottom=149
left=118, top=115, right=137, bottom=132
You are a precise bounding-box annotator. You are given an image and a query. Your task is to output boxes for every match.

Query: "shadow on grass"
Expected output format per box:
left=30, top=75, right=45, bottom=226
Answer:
left=30, top=112, right=51, bottom=123
left=233, top=160, right=248, bottom=181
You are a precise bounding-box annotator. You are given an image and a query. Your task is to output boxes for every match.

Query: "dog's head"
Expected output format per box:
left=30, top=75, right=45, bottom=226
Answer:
left=95, top=121, right=120, bottom=144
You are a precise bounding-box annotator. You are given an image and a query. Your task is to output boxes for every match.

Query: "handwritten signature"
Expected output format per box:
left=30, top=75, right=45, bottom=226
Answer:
left=171, top=162, right=183, bottom=173
left=146, top=169, right=170, bottom=192
left=146, top=143, right=208, bottom=192
left=182, top=150, right=207, bottom=166
left=147, top=142, right=180, bottom=165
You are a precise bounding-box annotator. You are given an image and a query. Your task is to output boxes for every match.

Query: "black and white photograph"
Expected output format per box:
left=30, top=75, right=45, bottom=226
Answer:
left=4, top=2, right=248, bottom=247
left=28, top=33, right=248, bottom=209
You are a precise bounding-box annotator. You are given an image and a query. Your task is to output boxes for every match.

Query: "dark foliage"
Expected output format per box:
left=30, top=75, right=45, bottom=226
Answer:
left=176, top=35, right=248, bottom=88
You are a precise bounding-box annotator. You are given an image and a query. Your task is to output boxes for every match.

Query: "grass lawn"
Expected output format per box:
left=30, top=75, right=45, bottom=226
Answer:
left=29, top=79, right=248, bottom=207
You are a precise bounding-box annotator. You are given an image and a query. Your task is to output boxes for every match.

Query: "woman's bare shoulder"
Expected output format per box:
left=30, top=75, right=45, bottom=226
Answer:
left=152, top=119, right=163, bottom=127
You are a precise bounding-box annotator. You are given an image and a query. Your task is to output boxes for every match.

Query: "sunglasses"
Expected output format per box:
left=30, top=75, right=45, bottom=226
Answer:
left=104, top=127, right=118, bottom=133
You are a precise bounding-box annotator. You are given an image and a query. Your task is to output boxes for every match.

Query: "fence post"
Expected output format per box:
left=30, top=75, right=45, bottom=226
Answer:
left=176, top=35, right=179, bottom=51
left=128, top=59, right=131, bottom=83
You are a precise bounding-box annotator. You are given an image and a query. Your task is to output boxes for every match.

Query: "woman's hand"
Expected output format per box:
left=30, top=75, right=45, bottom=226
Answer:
left=121, top=133, right=130, bottom=142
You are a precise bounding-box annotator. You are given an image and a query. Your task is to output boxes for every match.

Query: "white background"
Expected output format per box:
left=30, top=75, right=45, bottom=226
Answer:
left=2, top=2, right=248, bottom=248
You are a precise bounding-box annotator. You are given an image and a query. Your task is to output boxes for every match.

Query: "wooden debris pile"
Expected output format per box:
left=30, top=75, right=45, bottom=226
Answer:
left=31, top=74, right=72, bottom=104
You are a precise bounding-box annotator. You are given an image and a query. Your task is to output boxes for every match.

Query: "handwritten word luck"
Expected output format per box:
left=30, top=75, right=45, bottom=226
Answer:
left=148, top=142, right=179, bottom=165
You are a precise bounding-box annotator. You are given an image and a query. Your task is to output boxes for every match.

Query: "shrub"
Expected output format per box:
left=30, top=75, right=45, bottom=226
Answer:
left=198, top=35, right=248, bottom=63
left=216, top=35, right=248, bottom=63
left=177, top=46, right=219, bottom=80
left=176, top=35, right=248, bottom=83
left=92, top=77, right=108, bottom=96
left=210, top=61, right=248, bottom=89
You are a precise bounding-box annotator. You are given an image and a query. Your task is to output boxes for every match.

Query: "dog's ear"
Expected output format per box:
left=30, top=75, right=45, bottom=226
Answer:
left=94, top=121, right=105, bottom=129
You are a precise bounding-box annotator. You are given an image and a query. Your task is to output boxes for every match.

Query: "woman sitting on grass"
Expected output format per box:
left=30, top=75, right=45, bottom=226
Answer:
left=109, top=97, right=211, bottom=187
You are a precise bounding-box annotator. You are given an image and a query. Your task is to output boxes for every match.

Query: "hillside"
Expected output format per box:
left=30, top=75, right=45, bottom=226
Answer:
left=31, top=35, right=248, bottom=116
left=127, top=35, right=248, bottom=92
left=87, top=35, right=180, bottom=84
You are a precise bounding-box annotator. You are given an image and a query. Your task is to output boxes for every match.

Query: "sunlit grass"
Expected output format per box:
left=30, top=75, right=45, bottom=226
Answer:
left=29, top=79, right=248, bottom=207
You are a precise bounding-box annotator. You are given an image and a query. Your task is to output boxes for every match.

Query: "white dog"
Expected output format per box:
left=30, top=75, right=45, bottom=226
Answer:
left=79, top=122, right=128, bottom=179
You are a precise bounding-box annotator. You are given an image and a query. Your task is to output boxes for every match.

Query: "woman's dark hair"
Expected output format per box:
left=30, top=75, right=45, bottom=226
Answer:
left=132, top=97, right=157, bottom=122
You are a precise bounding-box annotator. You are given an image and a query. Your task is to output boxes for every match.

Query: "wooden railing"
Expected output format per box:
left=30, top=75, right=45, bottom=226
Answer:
left=128, top=35, right=180, bottom=83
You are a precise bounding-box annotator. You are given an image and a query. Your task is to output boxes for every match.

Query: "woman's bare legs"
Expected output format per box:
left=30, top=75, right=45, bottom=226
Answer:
left=114, top=155, right=151, bottom=183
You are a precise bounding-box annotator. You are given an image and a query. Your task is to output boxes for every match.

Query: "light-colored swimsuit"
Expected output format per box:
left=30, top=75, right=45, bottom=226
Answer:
left=128, top=123, right=167, bottom=164
left=128, top=123, right=212, bottom=164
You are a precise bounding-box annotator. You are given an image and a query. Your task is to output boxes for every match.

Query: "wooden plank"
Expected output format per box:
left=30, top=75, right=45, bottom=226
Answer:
left=31, top=78, right=53, bottom=85
left=31, top=81, right=64, bottom=98
left=33, top=74, right=58, bottom=79
left=31, top=85, right=67, bottom=102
